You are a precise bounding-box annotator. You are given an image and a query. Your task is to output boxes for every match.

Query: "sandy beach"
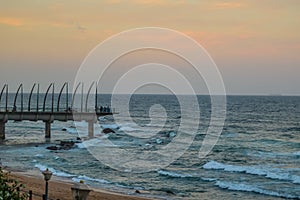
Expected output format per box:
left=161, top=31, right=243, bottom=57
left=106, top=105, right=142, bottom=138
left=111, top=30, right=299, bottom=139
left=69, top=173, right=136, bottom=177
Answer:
left=7, top=170, right=288, bottom=200
left=9, top=171, right=154, bottom=200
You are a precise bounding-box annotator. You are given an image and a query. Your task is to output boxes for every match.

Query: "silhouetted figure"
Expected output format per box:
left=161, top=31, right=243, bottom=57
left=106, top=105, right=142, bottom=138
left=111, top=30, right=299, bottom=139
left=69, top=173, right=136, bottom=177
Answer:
left=107, top=106, right=110, bottom=113
left=100, top=106, right=103, bottom=113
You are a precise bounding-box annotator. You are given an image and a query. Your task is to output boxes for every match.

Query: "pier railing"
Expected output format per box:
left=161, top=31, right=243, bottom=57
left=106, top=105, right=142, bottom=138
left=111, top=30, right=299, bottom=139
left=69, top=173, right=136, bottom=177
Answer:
left=0, top=83, right=115, bottom=140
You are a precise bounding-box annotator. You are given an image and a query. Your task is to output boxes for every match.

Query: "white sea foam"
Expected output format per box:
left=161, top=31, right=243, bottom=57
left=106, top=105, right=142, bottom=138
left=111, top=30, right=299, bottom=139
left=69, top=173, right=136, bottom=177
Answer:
left=168, top=131, right=176, bottom=137
left=76, top=138, right=119, bottom=149
left=158, top=170, right=193, bottom=178
left=118, top=122, right=150, bottom=133
left=215, top=181, right=299, bottom=199
left=293, top=151, right=300, bottom=156
left=34, top=163, right=75, bottom=178
left=203, top=161, right=227, bottom=170
left=75, top=121, right=88, bottom=127
left=119, top=125, right=136, bottom=132
left=75, top=142, right=85, bottom=149
left=201, top=178, right=216, bottom=182
left=156, top=138, right=163, bottom=144
left=64, top=127, right=78, bottom=134
left=73, top=176, right=135, bottom=190
left=101, top=124, right=119, bottom=129
left=72, top=175, right=111, bottom=184
left=67, top=121, right=102, bottom=136
left=34, top=163, right=113, bottom=186
left=98, top=116, right=107, bottom=122
left=292, top=176, right=300, bottom=184
left=203, top=161, right=300, bottom=184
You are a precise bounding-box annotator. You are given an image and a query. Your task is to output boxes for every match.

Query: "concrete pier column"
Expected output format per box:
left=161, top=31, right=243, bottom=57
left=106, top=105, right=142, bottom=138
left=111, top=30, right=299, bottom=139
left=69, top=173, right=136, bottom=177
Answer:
left=45, top=121, right=51, bottom=138
left=88, top=121, right=94, bottom=138
left=0, top=121, right=5, bottom=140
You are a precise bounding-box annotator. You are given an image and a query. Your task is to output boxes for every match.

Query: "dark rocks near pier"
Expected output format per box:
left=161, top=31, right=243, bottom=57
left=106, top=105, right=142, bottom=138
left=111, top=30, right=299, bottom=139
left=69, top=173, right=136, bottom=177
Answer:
left=46, top=140, right=79, bottom=151
left=102, top=128, right=115, bottom=134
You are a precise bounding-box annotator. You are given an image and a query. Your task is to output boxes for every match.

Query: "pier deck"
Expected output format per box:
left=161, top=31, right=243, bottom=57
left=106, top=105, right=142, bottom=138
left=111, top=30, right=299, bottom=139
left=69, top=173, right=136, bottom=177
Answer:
left=0, top=82, right=116, bottom=139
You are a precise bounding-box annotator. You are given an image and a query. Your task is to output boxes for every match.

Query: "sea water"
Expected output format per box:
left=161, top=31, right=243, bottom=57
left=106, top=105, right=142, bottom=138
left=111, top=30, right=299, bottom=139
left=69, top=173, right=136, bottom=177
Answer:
left=0, top=95, right=299, bottom=199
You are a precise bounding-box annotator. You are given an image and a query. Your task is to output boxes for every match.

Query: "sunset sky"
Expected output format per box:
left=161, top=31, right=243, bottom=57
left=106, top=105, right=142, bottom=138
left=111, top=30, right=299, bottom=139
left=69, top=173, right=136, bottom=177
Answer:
left=0, top=0, right=299, bottom=95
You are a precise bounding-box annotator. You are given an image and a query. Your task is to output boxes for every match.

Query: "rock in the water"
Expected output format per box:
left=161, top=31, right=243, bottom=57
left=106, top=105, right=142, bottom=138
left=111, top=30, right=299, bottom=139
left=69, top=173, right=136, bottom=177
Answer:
left=166, top=190, right=175, bottom=195
left=60, top=141, right=75, bottom=150
left=61, top=128, right=67, bottom=131
left=168, top=132, right=176, bottom=137
left=156, top=138, right=163, bottom=144
left=102, top=128, right=115, bottom=134
left=60, top=141, right=75, bottom=147
left=46, top=146, right=59, bottom=151
left=47, top=140, right=76, bottom=151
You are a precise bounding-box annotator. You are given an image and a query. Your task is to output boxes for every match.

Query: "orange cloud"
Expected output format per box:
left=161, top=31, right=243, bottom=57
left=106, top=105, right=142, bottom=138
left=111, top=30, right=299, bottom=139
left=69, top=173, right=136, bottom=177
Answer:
left=0, top=17, right=23, bottom=26
left=214, top=2, right=244, bottom=9
left=106, top=0, right=122, bottom=3
left=106, top=0, right=184, bottom=6
left=131, top=0, right=171, bottom=5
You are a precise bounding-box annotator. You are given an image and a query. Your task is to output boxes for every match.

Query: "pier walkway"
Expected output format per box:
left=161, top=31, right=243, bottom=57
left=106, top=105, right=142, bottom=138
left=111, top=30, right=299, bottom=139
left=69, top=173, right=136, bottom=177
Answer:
left=0, top=83, right=114, bottom=139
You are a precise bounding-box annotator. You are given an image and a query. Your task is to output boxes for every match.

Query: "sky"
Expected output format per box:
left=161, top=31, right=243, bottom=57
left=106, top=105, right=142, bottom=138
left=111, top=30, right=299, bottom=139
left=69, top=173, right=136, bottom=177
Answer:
left=0, top=0, right=299, bottom=95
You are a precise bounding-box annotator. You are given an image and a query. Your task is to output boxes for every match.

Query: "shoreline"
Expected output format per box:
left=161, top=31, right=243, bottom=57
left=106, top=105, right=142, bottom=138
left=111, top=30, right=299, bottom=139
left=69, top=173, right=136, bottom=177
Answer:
left=6, top=169, right=157, bottom=200
left=6, top=169, right=289, bottom=200
left=0, top=142, right=165, bottom=200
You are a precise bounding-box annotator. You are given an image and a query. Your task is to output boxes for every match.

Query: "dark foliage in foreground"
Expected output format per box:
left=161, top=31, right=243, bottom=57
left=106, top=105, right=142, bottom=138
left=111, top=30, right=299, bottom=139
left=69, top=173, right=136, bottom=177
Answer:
left=0, top=167, right=28, bottom=200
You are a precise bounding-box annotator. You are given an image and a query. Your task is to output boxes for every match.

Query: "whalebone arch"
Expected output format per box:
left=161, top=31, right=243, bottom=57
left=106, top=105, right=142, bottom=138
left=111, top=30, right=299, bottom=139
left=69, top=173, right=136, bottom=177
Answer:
left=0, top=82, right=100, bottom=112
left=0, top=82, right=112, bottom=140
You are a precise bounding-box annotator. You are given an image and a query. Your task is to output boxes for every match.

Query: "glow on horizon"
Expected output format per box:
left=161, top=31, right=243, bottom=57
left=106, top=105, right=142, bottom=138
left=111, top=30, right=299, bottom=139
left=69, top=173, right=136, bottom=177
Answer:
left=0, top=0, right=299, bottom=95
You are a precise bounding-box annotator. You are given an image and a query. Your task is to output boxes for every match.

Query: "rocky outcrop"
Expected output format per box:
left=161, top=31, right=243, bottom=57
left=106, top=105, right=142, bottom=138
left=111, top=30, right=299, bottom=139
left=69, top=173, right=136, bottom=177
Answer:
left=46, top=146, right=59, bottom=151
left=46, top=140, right=78, bottom=151
left=102, top=128, right=115, bottom=134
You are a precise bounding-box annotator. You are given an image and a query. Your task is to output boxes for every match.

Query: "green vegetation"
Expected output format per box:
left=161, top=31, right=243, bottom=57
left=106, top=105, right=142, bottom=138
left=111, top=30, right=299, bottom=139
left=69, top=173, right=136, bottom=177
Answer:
left=0, top=168, right=28, bottom=200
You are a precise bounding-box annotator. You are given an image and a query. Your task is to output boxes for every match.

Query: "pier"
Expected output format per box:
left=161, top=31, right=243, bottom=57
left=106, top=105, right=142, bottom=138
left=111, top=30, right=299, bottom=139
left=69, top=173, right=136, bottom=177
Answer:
left=0, top=82, right=114, bottom=139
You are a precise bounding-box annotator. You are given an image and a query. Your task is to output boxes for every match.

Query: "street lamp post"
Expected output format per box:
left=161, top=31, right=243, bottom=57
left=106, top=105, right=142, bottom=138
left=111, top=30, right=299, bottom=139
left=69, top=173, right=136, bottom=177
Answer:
left=42, top=168, right=52, bottom=200
left=71, top=180, right=91, bottom=200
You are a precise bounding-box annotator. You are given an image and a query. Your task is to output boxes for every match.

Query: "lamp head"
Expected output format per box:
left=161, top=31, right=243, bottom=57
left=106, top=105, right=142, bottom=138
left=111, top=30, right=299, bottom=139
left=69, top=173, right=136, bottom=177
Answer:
left=71, top=180, right=91, bottom=200
left=42, top=168, right=52, bottom=181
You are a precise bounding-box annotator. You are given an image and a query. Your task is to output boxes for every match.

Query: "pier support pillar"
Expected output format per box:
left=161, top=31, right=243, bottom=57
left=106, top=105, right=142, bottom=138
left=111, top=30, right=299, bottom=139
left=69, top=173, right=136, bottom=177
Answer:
left=45, top=121, right=52, bottom=138
left=88, top=121, right=94, bottom=138
left=0, top=122, right=5, bottom=140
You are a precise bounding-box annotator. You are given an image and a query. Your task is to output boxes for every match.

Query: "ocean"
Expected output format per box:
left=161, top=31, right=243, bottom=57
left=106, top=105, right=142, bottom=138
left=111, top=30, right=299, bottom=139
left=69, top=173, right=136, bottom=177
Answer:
left=0, top=95, right=299, bottom=199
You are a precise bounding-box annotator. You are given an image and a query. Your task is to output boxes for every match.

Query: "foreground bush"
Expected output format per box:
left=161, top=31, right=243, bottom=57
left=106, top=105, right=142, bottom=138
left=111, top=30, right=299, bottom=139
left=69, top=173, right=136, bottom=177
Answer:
left=0, top=167, right=28, bottom=200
